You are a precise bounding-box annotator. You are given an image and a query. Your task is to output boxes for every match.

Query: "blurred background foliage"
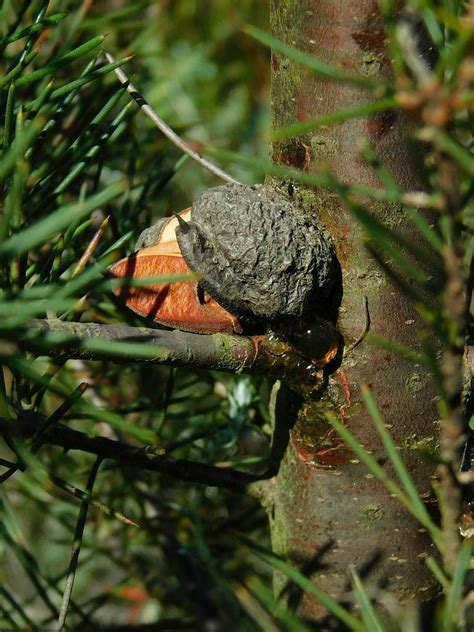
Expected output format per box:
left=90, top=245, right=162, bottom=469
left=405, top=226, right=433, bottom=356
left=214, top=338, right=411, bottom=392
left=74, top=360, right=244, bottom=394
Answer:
left=0, top=1, right=274, bottom=629
left=1, top=0, right=473, bottom=630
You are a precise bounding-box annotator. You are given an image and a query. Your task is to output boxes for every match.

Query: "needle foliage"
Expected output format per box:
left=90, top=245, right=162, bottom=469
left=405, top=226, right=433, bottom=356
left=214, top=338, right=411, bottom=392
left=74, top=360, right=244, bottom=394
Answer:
left=0, top=1, right=473, bottom=631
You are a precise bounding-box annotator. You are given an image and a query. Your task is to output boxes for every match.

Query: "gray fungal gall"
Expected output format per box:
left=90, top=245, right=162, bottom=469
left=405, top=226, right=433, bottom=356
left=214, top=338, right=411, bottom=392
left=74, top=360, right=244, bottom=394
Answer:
left=176, top=183, right=338, bottom=328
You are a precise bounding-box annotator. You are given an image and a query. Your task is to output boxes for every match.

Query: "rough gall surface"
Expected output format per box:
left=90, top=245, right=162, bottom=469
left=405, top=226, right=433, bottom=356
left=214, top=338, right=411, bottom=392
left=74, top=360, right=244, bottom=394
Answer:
left=176, top=183, right=337, bottom=328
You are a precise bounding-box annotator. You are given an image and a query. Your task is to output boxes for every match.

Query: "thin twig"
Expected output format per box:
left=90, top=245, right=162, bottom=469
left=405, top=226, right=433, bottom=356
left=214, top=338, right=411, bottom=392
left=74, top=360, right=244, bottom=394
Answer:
left=49, top=472, right=139, bottom=527
left=56, top=457, right=102, bottom=632
left=0, top=457, right=17, bottom=468
left=104, top=52, right=241, bottom=185
left=0, top=586, right=39, bottom=631
left=24, top=421, right=270, bottom=500
left=346, top=296, right=371, bottom=352
left=0, top=595, right=22, bottom=631
left=0, top=506, right=94, bottom=625
left=0, top=383, right=89, bottom=483
left=32, top=382, right=89, bottom=447
left=71, top=215, right=110, bottom=278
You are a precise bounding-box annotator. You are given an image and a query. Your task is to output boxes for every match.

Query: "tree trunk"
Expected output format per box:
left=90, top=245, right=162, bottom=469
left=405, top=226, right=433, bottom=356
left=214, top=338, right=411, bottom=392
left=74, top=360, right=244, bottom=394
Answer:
left=267, top=0, right=437, bottom=620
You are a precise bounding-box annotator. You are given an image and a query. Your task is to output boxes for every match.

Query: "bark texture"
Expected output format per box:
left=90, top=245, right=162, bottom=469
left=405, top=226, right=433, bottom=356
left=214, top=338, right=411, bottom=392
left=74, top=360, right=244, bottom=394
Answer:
left=268, top=0, right=438, bottom=619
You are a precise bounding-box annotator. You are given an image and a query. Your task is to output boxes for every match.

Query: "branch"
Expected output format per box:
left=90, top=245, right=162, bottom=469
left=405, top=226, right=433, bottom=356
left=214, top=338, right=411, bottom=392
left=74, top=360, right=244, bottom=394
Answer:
left=104, top=52, right=241, bottom=185
left=19, top=319, right=327, bottom=396
left=11, top=320, right=332, bottom=500
left=17, top=419, right=269, bottom=499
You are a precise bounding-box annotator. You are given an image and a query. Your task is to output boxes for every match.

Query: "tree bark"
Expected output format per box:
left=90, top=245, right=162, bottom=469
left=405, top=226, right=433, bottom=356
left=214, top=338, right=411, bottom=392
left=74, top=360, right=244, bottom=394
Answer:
left=268, top=0, right=437, bottom=619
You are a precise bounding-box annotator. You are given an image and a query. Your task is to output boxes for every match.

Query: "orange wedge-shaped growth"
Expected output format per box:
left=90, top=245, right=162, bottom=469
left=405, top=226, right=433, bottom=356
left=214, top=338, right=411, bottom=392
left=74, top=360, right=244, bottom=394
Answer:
left=110, top=210, right=243, bottom=334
